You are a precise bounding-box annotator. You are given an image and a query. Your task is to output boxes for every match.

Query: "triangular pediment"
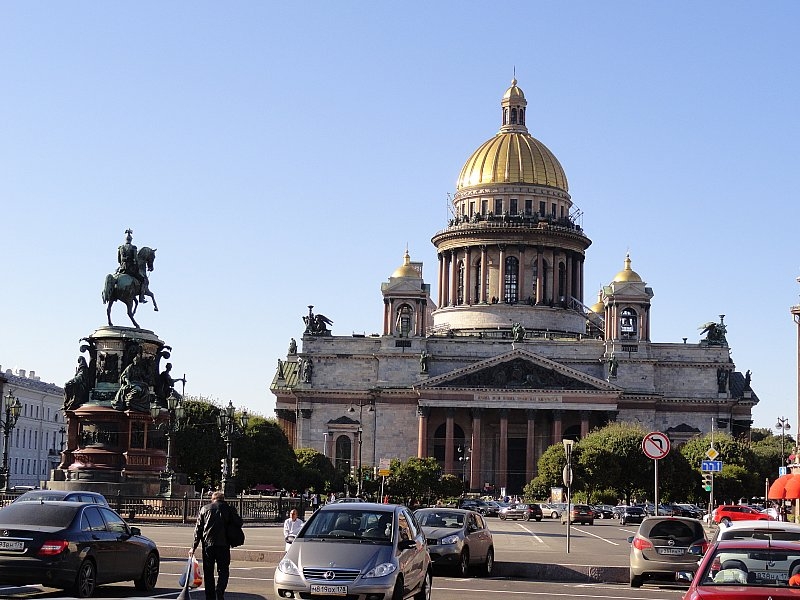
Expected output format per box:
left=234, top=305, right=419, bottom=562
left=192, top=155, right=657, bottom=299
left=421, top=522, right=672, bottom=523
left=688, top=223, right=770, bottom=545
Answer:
left=328, top=416, right=360, bottom=425
left=419, top=348, right=617, bottom=392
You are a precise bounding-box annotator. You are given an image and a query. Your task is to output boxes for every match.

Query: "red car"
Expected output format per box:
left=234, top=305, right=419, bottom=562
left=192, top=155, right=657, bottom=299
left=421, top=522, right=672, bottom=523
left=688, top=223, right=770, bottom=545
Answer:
left=681, top=538, right=800, bottom=597
left=713, top=505, right=774, bottom=527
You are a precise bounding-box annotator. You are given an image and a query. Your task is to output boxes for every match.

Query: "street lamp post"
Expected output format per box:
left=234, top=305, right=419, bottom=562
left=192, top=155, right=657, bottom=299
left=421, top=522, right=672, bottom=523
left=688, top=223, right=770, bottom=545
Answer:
left=457, top=445, right=471, bottom=494
left=776, top=416, right=791, bottom=472
left=1, top=391, right=22, bottom=493
left=217, top=400, right=249, bottom=497
left=58, top=426, right=66, bottom=452
left=150, top=393, right=186, bottom=497
left=348, top=399, right=374, bottom=497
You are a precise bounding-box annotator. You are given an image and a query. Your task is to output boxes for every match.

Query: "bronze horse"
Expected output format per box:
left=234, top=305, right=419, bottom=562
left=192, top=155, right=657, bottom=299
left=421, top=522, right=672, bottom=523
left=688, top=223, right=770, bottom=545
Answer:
left=102, top=246, right=158, bottom=328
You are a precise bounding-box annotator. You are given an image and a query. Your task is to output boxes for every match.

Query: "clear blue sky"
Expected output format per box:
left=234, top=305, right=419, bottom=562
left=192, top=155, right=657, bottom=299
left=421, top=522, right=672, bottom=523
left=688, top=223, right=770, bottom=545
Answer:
left=2, top=2, right=799, bottom=433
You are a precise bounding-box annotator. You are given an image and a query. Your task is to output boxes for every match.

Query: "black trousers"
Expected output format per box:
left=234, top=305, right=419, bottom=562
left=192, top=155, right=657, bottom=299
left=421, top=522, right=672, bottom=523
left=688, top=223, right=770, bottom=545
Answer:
left=201, top=545, right=231, bottom=600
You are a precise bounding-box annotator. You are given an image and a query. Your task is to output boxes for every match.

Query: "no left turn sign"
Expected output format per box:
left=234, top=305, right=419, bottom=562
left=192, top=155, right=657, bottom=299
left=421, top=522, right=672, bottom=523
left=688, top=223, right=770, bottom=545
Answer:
left=642, top=431, right=671, bottom=460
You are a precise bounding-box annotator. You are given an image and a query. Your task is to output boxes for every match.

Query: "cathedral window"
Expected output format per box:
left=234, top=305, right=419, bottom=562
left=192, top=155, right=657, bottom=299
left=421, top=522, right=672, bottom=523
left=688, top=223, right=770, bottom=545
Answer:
left=620, top=308, right=638, bottom=340
left=539, top=200, right=546, bottom=216
left=558, top=262, right=566, bottom=301
left=551, top=202, right=556, bottom=217
left=504, top=256, right=519, bottom=303
left=474, top=260, right=482, bottom=303
left=510, top=199, right=518, bottom=215
left=457, top=261, right=465, bottom=305
left=525, top=199, right=532, bottom=215
left=520, top=107, right=525, bottom=125
left=335, top=434, right=352, bottom=476
left=502, top=108, right=508, bottom=125
left=481, top=199, right=488, bottom=215
left=511, top=107, right=517, bottom=124
left=494, top=198, right=502, bottom=214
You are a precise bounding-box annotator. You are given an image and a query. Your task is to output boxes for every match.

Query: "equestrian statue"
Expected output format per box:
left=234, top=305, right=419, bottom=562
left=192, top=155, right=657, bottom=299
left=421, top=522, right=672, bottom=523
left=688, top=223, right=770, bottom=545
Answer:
left=102, top=229, right=158, bottom=328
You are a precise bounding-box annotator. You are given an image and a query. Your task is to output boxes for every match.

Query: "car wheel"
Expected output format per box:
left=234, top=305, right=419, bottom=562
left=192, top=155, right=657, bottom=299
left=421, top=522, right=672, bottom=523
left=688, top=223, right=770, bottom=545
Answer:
left=499, top=514, right=506, bottom=520
left=630, top=574, right=643, bottom=588
left=721, top=517, right=731, bottom=527
left=552, top=512, right=560, bottom=519
left=72, top=559, right=96, bottom=598
left=482, top=547, right=494, bottom=577
left=455, top=549, right=470, bottom=577
left=134, top=552, right=159, bottom=592
left=414, top=569, right=432, bottom=600
left=523, top=513, right=530, bottom=521
left=588, top=520, right=594, bottom=526
left=535, top=517, right=542, bottom=522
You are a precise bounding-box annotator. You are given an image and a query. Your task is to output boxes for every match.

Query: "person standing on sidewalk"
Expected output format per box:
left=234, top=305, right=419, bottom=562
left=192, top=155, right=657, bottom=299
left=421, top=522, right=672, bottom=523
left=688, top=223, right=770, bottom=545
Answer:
left=283, top=509, right=304, bottom=551
left=191, top=490, right=237, bottom=600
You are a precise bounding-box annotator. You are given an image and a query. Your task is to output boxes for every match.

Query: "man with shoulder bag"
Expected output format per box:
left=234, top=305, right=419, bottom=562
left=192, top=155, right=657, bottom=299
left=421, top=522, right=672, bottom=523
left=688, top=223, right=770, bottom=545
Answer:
left=190, top=491, right=243, bottom=600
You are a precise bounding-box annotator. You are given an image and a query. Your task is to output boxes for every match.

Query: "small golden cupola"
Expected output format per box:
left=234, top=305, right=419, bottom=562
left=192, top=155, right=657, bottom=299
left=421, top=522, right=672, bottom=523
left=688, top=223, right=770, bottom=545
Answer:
left=391, top=249, right=420, bottom=279
left=381, top=249, right=433, bottom=337
left=612, top=253, right=643, bottom=283
left=600, top=253, right=654, bottom=344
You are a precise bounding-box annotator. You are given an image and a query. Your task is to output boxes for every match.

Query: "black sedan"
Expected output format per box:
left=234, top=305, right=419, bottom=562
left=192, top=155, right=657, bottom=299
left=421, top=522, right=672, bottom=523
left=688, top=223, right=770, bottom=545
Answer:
left=498, top=503, right=543, bottom=521
left=0, top=500, right=159, bottom=597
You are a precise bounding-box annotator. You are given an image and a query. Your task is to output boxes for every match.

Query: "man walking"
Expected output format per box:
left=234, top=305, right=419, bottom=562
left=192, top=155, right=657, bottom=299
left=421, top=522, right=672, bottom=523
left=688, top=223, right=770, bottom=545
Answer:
left=191, top=491, right=237, bottom=600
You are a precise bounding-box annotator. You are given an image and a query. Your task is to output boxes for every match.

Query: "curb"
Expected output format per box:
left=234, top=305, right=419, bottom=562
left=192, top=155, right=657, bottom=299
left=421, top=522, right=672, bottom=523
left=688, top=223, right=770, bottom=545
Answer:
left=159, top=547, right=629, bottom=583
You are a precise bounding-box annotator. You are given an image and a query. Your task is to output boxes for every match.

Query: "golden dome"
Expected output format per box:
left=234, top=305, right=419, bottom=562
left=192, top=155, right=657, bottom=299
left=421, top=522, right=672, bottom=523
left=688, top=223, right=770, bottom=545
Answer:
left=589, top=300, right=605, bottom=314
left=391, top=249, right=419, bottom=278
left=457, top=80, right=568, bottom=192
left=612, top=253, right=643, bottom=283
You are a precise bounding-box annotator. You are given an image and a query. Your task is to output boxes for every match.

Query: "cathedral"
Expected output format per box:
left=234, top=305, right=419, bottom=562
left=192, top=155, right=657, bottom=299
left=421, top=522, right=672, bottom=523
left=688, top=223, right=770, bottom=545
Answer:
left=271, top=79, right=756, bottom=495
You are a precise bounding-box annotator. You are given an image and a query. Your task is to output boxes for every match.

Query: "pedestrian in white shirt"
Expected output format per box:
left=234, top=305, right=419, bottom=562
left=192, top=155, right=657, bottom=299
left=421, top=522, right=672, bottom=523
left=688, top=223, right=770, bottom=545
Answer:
left=283, top=509, right=304, bottom=550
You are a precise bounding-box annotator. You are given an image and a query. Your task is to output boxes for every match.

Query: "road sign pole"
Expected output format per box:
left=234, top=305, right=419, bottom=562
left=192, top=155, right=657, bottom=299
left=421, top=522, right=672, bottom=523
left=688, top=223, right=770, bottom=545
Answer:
left=654, top=458, right=659, bottom=516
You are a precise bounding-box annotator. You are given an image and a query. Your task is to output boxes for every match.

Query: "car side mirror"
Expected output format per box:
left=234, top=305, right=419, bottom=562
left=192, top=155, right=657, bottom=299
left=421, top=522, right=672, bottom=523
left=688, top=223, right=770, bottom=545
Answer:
left=129, top=526, right=141, bottom=536
left=286, top=534, right=296, bottom=545
left=627, top=535, right=634, bottom=544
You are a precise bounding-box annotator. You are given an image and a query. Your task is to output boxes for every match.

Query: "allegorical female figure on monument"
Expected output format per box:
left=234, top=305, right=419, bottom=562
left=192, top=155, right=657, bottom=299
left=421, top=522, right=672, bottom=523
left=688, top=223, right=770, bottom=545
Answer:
left=113, top=354, right=151, bottom=412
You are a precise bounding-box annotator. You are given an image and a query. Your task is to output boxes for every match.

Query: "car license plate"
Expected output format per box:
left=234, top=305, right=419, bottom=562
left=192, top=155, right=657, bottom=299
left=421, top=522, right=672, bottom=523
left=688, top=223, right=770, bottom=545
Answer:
left=754, top=570, right=786, bottom=581
left=656, top=547, right=684, bottom=555
left=0, top=540, right=24, bottom=551
left=310, top=584, right=347, bottom=595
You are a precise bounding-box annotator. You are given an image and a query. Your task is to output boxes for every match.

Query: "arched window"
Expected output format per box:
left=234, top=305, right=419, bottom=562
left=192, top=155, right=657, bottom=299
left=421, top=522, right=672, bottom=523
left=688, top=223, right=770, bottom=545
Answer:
left=335, top=434, right=352, bottom=476
left=520, top=107, right=525, bottom=125
left=620, top=308, right=638, bottom=340
left=432, top=423, right=466, bottom=463
left=396, top=304, right=413, bottom=337
left=457, top=260, right=465, bottom=305
left=558, top=262, right=566, bottom=302
left=511, top=107, right=517, bottom=124
left=504, top=256, right=519, bottom=303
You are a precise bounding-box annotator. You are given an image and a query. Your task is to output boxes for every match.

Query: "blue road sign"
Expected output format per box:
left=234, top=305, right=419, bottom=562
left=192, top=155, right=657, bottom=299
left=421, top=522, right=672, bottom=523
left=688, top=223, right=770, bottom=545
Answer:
left=701, top=460, right=723, bottom=472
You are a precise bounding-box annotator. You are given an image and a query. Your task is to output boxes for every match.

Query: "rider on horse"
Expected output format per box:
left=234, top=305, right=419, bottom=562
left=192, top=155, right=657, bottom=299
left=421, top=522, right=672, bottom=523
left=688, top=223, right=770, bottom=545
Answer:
left=116, top=229, right=146, bottom=303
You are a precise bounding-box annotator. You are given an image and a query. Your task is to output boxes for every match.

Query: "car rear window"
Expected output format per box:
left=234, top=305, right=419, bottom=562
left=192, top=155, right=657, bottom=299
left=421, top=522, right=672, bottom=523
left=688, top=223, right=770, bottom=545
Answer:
left=0, top=502, right=79, bottom=527
left=646, top=519, right=703, bottom=542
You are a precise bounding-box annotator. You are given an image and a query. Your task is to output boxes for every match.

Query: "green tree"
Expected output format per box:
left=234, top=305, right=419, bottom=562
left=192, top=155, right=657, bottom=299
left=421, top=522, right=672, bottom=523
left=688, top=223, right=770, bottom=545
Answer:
left=237, top=415, right=300, bottom=492
left=440, top=473, right=465, bottom=499
left=174, top=397, right=225, bottom=490
left=388, top=457, right=442, bottom=506
left=680, top=432, right=759, bottom=502
left=295, top=447, right=337, bottom=493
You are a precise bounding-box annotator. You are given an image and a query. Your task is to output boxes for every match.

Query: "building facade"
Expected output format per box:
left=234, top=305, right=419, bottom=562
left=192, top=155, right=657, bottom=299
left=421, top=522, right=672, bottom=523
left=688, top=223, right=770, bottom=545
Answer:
left=271, top=80, right=756, bottom=495
left=0, top=367, right=66, bottom=489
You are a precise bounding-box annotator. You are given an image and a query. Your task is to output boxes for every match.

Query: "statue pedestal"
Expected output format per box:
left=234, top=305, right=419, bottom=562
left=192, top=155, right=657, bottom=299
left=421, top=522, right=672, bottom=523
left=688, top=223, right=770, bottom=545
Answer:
left=52, top=325, right=176, bottom=496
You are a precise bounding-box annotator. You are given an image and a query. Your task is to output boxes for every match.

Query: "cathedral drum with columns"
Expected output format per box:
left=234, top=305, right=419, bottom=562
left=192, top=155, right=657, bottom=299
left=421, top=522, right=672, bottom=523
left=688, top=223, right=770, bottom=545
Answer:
left=271, top=79, right=756, bottom=495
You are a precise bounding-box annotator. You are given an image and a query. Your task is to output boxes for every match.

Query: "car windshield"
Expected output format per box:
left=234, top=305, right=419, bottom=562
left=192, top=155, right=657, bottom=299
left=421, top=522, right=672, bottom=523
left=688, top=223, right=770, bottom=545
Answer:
left=416, top=511, right=464, bottom=528
left=0, top=502, right=79, bottom=527
left=697, top=546, right=800, bottom=587
left=302, top=509, right=394, bottom=541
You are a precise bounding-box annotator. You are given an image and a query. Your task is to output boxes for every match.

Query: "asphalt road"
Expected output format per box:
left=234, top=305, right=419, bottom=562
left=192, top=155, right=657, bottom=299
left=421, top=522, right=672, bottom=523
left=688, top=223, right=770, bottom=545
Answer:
left=0, top=515, right=697, bottom=599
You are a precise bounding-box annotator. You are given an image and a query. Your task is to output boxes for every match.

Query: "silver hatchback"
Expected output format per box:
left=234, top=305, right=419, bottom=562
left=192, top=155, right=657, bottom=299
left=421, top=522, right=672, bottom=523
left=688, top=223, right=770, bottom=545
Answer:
left=274, top=502, right=432, bottom=600
left=628, top=516, right=708, bottom=587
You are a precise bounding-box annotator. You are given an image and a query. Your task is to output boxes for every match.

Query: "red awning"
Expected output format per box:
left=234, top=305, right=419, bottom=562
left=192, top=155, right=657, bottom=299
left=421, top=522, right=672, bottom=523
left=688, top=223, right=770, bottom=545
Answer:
left=768, top=473, right=800, bottom=499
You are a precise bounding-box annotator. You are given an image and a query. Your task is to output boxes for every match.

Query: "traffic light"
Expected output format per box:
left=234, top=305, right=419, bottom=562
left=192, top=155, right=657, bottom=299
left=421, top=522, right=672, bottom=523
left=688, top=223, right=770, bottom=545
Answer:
left=231, top=458, right=239, bottom=476
left=702, top=473, right=713, bottom=492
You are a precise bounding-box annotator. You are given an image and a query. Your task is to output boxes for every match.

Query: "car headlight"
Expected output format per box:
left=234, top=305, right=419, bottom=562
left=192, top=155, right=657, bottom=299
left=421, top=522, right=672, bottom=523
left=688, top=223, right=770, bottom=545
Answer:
left=363, top=562, right=397, bottom=578
left=277, top=558, right=300, bottom=576
left=439, top=534, right=459, bottom=545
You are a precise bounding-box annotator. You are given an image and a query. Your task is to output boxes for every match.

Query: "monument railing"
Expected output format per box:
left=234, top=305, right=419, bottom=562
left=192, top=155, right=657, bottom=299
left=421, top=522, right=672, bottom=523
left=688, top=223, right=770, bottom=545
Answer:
left=0, top=491, right=308, bottom=525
